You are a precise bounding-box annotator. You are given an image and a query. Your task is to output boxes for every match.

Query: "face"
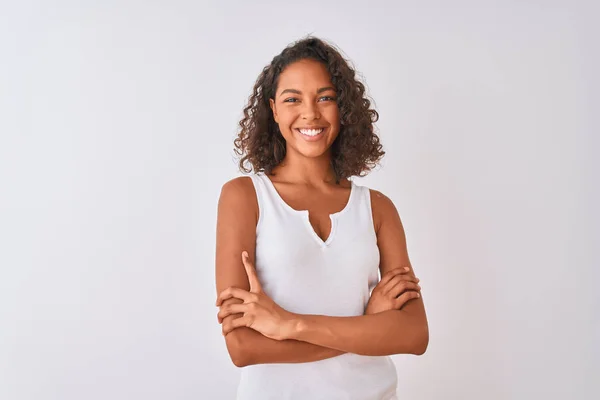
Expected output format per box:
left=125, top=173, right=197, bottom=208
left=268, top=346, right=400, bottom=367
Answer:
left=269, top=58, right=340, bottom=159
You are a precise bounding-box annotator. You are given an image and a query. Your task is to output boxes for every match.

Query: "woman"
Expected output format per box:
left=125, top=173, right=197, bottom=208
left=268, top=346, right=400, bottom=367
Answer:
left=215, top=37, right=429, bottom=400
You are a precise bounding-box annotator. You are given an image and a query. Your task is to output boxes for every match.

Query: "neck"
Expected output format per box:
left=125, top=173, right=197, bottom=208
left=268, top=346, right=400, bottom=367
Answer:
left=272, top=149, right=339, bottom=186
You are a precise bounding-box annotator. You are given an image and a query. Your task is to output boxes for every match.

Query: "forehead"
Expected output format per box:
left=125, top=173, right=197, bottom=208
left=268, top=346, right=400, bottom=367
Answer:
left=277, top=59, right=333, bottom=91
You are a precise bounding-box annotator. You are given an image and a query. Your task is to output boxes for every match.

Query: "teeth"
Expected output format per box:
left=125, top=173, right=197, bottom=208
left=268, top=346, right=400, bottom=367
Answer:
left=298, top=128, right=324, bottom=136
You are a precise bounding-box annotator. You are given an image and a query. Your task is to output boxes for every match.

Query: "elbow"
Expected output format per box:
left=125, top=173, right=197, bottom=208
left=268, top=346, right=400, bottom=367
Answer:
left=411, top=325, right=429, bottom=356
left=229, top=345, right=248, bottom=368
left=231, top=353, right=249, bottom=368
left=412, top=340, right=428, bottom=356
left=225, top=330, right=254, bottom=368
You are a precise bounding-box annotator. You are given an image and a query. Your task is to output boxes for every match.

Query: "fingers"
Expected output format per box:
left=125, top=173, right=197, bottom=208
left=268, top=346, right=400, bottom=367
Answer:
left=222, top=315, right=251, bottom=336
left=393, top=290, right=421, bottom=309
left=381, top=273, right=420, bottom=296
left=387, top=280, right=421, bottom=298
left=215, top=251, right=262, bottom=306
left=216, top=286, right=254, bottom=306
left=379, top=267, right=412, bottom=286
left=242, top=251, right=262, bottom=293
left=217, top=303, right=248, bottom=323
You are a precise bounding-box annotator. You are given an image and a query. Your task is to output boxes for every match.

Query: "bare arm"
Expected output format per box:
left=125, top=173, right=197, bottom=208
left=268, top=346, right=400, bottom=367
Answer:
left=215, top=177, right=344, bottom=367
left=290, top=309, right=426, bottom=356
left=217, top=188, right=429, bottom=356
left=282, top=189, right=429, bottom=356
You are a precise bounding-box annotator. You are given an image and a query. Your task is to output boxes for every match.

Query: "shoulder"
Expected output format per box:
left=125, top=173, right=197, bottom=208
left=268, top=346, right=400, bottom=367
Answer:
left=366, top=187, right=401, bottom=234
left=220, top=175, right=255, bottom=198
left=368, top=188, right=397, bottom=210
left=218, top=175, right=259, bottom=219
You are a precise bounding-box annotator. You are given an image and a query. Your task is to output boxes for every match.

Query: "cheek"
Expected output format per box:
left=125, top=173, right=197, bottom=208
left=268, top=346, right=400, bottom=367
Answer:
left=275, top=109, right=297, bottom=130
left=324, top=103, right=340, bottom=119
left=325, top=106, right=341, bottom=129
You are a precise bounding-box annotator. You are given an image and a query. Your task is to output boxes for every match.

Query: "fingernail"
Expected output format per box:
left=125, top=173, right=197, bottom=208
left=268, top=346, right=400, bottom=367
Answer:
left=404, top=267, right=410, bottom=271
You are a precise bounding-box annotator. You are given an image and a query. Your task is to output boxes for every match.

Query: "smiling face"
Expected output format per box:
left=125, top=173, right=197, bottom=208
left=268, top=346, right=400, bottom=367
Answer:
left=269, top=58, right=340, bottom=160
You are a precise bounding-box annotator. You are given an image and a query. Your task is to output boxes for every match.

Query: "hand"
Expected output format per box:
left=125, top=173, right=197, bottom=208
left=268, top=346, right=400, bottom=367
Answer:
left=216, top=251, right=297, bottom=340
left=365, top=267, right=421, bottom=315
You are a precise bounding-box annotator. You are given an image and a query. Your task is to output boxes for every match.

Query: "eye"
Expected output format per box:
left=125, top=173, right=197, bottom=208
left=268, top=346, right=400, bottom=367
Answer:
left=319, top=96, right=336, bottom=102
left=283, top=98, right=299, bottom=103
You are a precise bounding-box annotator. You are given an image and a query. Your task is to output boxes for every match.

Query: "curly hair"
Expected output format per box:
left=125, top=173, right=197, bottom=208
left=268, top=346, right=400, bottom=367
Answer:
left=234, top=36, right=385, bottom=182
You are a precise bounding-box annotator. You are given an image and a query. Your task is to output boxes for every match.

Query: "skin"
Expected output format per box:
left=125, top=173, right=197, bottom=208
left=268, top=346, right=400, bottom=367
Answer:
left=270, top=58, right=341, bottom=167
left=215, top=58, right=429, bottom=367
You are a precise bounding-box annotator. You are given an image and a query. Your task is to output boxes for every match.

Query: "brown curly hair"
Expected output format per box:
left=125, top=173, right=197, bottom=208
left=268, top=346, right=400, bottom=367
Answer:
left=234, top=36, right=385, bottom=182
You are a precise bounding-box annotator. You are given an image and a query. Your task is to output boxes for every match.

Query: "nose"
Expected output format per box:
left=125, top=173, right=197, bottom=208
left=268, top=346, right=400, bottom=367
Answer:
left=301, top=101, right=321, bottom=120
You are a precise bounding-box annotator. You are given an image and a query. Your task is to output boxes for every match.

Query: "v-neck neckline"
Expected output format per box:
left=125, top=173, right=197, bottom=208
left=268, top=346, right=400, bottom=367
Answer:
left=260, top=173, right=356, bottom=247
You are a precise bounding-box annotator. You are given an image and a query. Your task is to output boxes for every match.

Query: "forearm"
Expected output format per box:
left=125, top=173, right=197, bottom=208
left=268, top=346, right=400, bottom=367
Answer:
left=226, top=327, right=345, bottom=367
left=290, top=309, right=429, bottom=356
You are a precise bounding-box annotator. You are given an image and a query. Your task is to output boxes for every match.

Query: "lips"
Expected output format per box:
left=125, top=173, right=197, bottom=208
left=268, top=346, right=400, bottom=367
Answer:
left=299, top=128, right=324, bottom=133
left=295, top=127, right=327, bottom=142
left=297, top=128, right=324, bottom=136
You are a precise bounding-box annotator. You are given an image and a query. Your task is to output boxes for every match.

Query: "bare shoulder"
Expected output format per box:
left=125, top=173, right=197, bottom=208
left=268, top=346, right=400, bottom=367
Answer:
left=220, top=176, right=256, bottom=201
left=219, top=176, right=258, bottom=218
left=368, top=188, right=401, bottom=235
left=369, top=188, right=397, bottom=209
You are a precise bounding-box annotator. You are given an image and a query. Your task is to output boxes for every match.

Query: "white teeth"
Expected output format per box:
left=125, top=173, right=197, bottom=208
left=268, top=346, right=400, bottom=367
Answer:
left=298, top=128, right=324, bottom=136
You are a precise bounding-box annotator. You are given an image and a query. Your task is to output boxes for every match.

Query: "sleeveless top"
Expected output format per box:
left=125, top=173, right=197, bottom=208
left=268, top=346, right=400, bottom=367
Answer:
left=237, top=172, right=398, bottom=400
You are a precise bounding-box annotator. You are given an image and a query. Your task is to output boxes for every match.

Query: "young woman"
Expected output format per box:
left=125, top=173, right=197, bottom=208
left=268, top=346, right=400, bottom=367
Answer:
left=215, top=37, right=429, bottom=400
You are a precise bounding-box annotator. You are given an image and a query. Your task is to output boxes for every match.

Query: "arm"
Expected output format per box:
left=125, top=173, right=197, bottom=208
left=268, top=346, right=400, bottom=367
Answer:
left=290, top=310, right=426, bottom=356
left=217, top=188, right=429, bottom=356
left=215, top=177, right=344, bottom=367
left=286, top=189, right=429, bottom=356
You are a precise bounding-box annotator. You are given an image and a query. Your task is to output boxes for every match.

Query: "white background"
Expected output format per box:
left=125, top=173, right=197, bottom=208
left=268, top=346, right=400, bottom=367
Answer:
left=1, top=1, right=598, bottom=399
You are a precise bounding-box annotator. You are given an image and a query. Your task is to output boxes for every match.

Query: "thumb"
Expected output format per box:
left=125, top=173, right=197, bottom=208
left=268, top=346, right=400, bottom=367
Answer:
left=242, top=251, right=262, bottom=293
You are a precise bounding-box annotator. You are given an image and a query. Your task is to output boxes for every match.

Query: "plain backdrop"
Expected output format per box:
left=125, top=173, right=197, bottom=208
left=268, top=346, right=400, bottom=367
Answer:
left=1, top=1, right=598, bottom=399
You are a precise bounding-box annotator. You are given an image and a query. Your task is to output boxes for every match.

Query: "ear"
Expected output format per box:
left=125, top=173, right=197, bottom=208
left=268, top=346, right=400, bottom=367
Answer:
left=269, top=98, right=279, bottom=123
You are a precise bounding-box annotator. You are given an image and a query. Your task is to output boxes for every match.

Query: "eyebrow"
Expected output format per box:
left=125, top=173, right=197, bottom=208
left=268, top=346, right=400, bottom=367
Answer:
left=279, top=86, right=336, bottom=96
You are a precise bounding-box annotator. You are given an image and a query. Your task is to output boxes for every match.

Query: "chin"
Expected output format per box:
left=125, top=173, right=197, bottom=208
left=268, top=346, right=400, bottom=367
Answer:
left=294, top=143, right=333, bottom=159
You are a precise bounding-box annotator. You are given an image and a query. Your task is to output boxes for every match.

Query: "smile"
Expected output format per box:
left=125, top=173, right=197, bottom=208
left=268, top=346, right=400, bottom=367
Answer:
left=296, top=128, right=325, bottom=137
